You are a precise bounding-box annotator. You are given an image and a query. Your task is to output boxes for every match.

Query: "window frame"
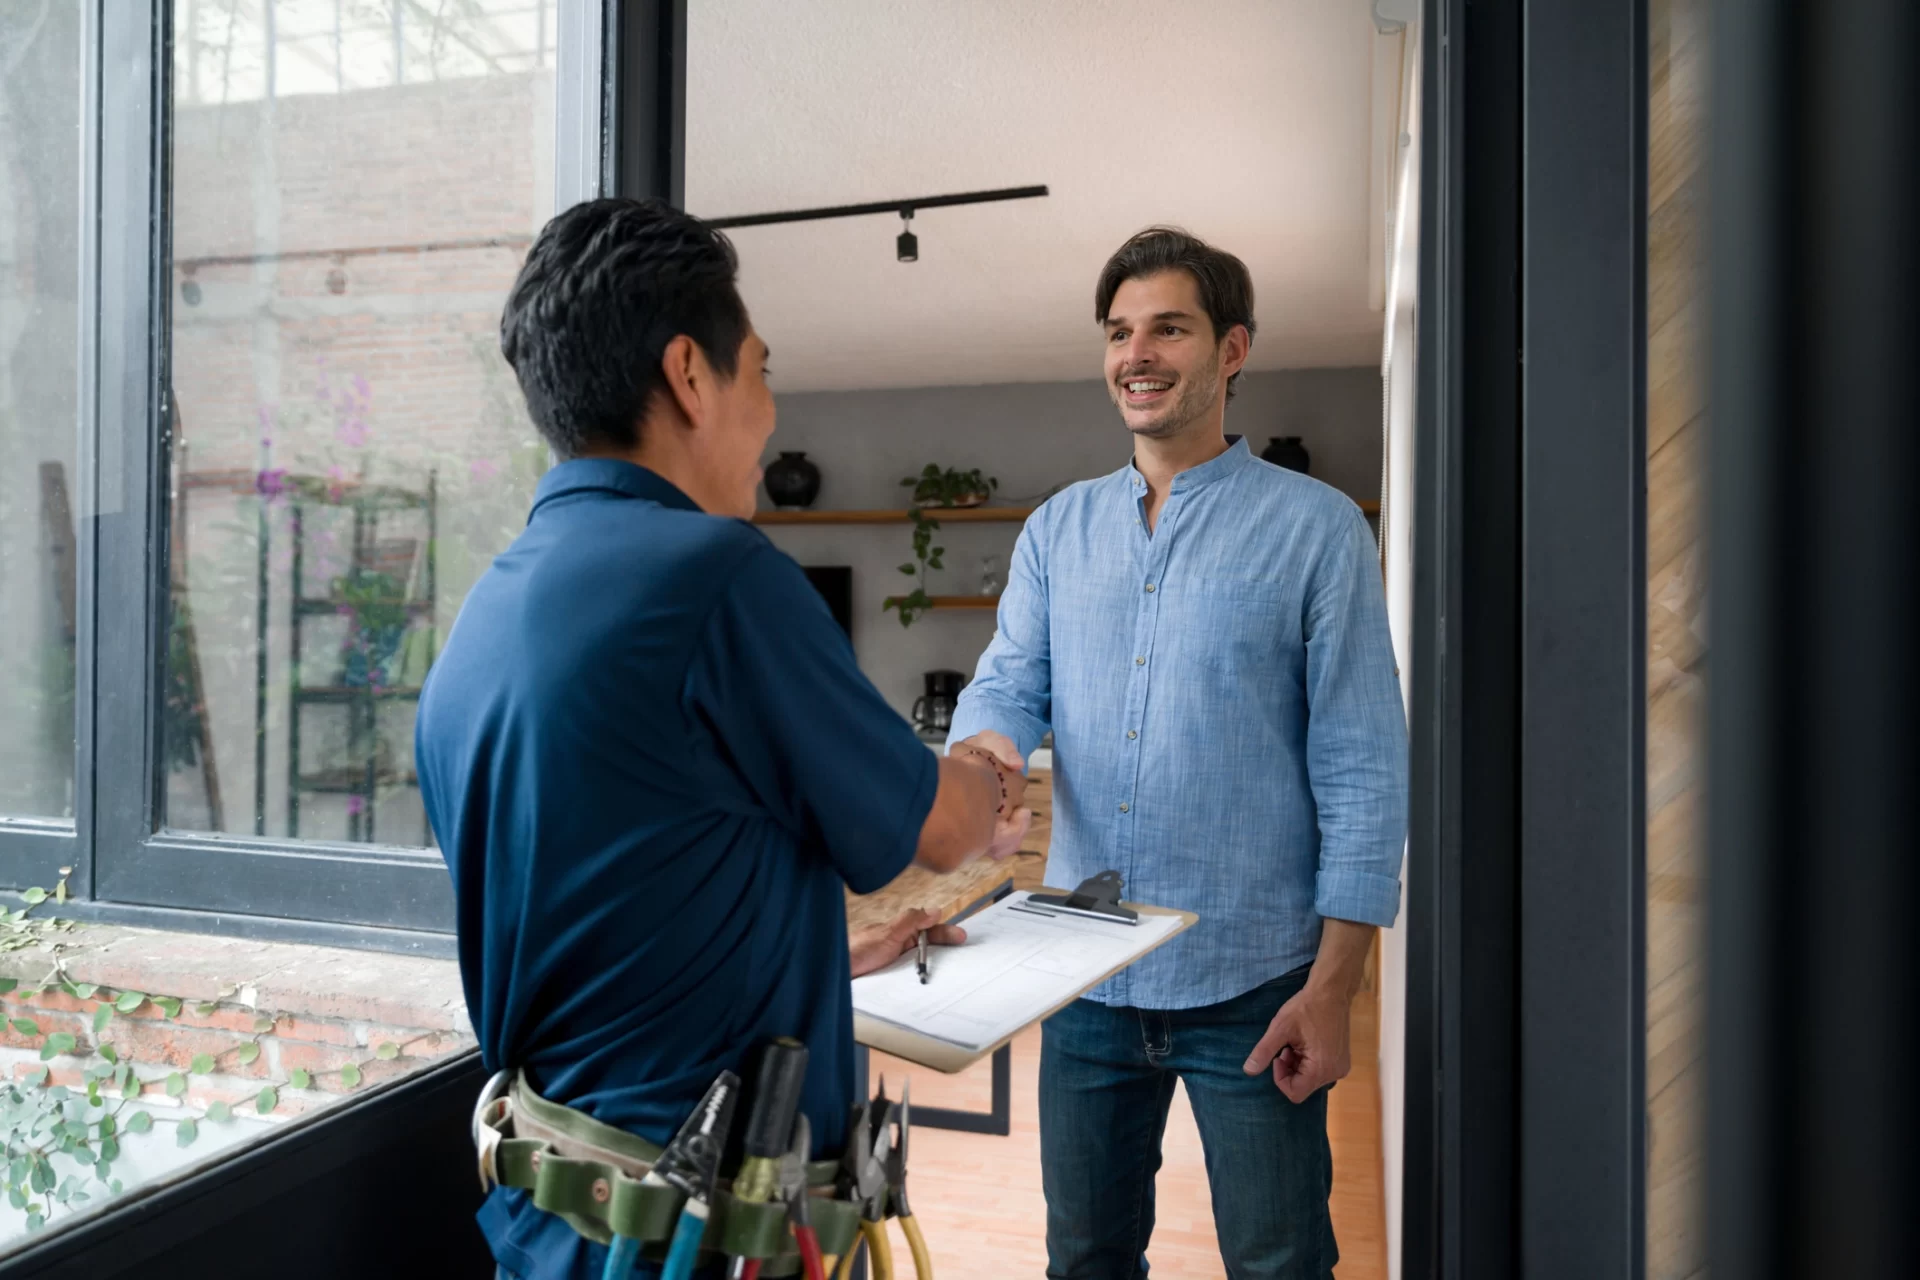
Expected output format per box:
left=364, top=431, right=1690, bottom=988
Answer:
left=0, top=0, right=641, bottom=948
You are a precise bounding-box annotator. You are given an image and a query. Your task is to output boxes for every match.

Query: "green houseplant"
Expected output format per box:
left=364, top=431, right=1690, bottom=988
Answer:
left=885, top=465, right=999, bottom=628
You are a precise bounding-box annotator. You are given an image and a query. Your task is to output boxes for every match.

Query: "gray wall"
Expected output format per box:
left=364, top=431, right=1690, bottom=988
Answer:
left=759, top=367, right=1382, bottom=721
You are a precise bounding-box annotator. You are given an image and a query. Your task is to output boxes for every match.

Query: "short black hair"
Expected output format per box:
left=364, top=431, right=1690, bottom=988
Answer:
left=500, top=198, right=750, bottom=459
left=1094, top=226, right=1257, bottom=399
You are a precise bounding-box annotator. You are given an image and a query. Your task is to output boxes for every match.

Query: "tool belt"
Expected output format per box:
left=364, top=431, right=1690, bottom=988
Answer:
left=473, top=1070, right=870, bottom=1276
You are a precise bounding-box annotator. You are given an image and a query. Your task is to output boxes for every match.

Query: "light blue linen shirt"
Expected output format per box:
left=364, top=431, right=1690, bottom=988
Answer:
left=947, top=437, right=1407, bottom=1010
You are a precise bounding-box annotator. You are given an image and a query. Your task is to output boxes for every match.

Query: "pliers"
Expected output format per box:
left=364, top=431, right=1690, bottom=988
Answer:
left=833, top=1086, right=896, bottom=1280
left=882, top=1081, right=932, bottom=1280
left=777, top=1114, right=828, bottom=1280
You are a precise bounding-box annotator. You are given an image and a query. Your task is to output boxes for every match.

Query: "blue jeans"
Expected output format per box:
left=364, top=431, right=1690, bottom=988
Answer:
left=1039, top=968, right=1337, bottom=1280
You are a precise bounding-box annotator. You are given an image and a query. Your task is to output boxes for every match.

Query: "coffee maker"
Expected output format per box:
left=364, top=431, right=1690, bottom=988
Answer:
left=912, top=670, right=967, bottom=738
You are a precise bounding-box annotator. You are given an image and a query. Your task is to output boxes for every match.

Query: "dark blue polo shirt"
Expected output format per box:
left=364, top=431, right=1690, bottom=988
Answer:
left=416, top=460, right=937, bottom=1280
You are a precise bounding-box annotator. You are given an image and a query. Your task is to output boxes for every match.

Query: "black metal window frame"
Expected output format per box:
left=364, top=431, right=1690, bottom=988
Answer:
left=0, top=0, right=643, bottom=950
left=1400, top=1, right=1649, bottom=1277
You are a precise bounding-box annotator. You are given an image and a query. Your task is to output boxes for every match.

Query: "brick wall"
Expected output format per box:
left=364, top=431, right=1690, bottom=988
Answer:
left=0, top=923, right=472, bottom=1123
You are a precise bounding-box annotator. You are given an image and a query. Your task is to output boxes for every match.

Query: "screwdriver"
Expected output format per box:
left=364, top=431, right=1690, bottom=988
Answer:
left=728, top=1038, right=810, bottom=1280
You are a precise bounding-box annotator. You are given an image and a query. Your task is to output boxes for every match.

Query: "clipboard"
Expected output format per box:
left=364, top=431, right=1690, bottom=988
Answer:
left=853, top=885, right=1198, bottom=1074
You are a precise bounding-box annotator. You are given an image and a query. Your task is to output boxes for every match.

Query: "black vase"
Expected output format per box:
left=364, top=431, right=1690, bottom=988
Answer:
left=1261, top=436, right=1311, bottom=474
left=763, top=451, right=822, bottom=509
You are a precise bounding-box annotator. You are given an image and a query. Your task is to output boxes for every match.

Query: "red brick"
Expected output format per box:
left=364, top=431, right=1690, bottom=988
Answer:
left=96, top=1019, right=268, bottom=1079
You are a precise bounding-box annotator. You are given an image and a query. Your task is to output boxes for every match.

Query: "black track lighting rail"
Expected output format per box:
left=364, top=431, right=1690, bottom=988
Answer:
left=702, top=184, right=1049, bottom=230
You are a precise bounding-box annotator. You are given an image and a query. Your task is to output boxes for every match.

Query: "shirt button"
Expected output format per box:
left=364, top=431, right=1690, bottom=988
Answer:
left=1127, top=730, right=1138, bottom=740
left=1134, top=656, right=1145, bottom=666
left=1118, top=802, right=1130, bottom=814
left=1144, top=583, right=1156, bottom=593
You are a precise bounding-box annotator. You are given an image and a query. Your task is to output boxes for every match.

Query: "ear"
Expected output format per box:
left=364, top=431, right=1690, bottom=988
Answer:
left=1220, top=323, right=1252, bottom=380
left=657, top=334, right=709, bottom=430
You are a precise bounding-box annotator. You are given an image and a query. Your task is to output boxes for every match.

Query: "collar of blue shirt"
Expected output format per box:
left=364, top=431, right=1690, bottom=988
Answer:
left=1124, top=435, right=1254, bottom=495
left=529, top=458, right=702, bottom=518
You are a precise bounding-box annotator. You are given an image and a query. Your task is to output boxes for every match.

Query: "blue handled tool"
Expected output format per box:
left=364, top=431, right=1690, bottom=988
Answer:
left=603, top=1069, right=740, bottom=1280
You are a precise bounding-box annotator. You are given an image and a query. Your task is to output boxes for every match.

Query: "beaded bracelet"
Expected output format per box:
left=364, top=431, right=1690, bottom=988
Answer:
left=955, top=746, right=1011, bottom=817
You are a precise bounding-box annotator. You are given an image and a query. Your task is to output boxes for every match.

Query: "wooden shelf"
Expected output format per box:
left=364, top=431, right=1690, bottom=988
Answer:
left=757, top=500, right=1378, bottom=523
left=754, top=507, right=1034, bottom=526
left=884, top=595, right=1001, bottom=611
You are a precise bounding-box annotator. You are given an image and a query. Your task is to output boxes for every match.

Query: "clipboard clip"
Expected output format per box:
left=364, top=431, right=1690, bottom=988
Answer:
left=1025, top=869, right=1140, bottom=925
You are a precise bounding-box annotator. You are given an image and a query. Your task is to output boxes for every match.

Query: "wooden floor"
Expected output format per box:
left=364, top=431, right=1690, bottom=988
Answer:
left=870, top=985, right=1388, bottom=1279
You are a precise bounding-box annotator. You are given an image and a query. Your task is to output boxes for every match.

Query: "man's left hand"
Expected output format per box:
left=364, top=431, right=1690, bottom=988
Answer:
left=850, top=908, right=966, bottom=979
left=1242, top=982, right=1353, bottom=1104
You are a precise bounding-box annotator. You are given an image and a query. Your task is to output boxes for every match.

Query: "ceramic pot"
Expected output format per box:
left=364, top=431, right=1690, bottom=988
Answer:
left=763, top=451, right=822, bottom=509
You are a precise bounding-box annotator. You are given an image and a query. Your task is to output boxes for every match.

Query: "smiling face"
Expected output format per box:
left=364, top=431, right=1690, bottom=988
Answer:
left=1101, top=270, right=1242, bottom=442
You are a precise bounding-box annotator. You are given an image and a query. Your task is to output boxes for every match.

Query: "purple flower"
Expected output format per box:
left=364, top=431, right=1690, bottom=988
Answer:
left=346, top=796, right=365, bottom=816
left=352, top=374, right=371, bottom=399
left=255, top=468, right=289, bottom=501
left=336, top=418, right=368, bottom=447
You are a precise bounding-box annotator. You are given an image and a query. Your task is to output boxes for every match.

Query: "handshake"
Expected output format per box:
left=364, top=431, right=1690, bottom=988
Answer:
left=950, top=730, right=1032, bottom=863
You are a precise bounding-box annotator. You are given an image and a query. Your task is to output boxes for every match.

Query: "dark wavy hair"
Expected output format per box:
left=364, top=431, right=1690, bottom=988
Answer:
left=500, top=198, right=750, bottom=459
left=1095, top=227, right=1257, bottom=399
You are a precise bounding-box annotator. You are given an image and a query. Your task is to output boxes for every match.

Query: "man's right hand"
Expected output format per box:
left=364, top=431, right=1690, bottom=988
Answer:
left=952, top=730, right=1024, bottom=773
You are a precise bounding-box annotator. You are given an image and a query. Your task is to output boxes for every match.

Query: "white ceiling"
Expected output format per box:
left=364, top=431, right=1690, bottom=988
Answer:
left=686, top=1, right=1389, bottom=393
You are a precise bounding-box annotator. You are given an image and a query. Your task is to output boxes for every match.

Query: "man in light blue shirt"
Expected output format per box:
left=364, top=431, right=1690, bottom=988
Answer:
left=949, top=228, right=1407, bottom=1279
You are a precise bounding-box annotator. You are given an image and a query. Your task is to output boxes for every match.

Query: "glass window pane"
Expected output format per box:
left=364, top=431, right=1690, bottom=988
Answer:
left=0, top=1, right=84, bottom=821
left=164, top=0, right=557, bottom=844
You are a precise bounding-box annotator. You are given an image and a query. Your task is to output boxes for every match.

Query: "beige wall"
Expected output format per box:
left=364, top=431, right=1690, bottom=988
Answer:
left=1646, top=0, right=1709, bottom=1275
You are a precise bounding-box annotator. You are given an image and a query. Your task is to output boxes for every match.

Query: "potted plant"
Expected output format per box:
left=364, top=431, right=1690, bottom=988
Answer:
left=885, top=464, right=1000, bottom=628
left=902, top=464, right=997, bottom=509
left=332, top=569, right=410, bottom=688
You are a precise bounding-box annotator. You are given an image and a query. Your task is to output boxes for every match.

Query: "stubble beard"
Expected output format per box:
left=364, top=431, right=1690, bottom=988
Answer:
left=1114, top=358, right=1224, bottom=443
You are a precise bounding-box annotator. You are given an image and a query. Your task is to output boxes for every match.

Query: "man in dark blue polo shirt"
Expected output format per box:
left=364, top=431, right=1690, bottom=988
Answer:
left=415, top=198, right=1029, bottom=1280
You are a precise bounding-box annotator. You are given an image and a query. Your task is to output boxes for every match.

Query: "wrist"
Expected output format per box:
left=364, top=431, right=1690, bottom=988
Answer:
left=954, top=748, right=1009, bottom=816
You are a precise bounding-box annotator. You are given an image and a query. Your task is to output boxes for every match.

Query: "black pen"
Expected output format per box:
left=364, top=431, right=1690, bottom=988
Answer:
left=915, top=928, right=930, bottom=984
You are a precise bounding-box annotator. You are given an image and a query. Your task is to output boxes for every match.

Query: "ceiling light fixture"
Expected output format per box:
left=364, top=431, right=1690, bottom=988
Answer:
left=704, top=184, right=1048, bottom=231
left=896, top=211, right=918, bottom=263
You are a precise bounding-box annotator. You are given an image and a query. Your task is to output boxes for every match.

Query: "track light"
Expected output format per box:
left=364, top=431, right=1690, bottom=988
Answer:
left=896, top=211, right=918, bottom=263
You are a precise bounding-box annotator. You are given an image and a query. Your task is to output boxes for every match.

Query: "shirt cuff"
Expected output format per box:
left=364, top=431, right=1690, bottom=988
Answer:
left=1314, top=865, right=1403, bottom=928
left=945, top=698, right=1046, bottom=770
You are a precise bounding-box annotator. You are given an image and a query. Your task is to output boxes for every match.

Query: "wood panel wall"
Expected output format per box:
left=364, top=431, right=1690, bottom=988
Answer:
left=1646, top=1, right=1708, bottom=1276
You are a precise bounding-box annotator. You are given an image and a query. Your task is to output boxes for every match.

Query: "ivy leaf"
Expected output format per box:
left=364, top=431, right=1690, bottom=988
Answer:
left=21, top=888, right=46, bottom=905
left=29, top=1158, right=51, bottom=1194
left=6, top=1186, right=23, bottom=1210
left=153, top=997, right=183, bottom=1019
left=8, top=1157, right=25, bottom=1184
left=194, top=1002, right=219, bottom=1017
left=54, top=879, right=66, bottom=906
left=87, top=1079, right=101, bottom=1106
left=99, top=1042, right=118, bottom=1064
left=68, top=1144, right=93, bottom=1167
left=236, top=1043, right=261, bottom=1066
left=126, top=1110, right=154, bottom=1135
left=164, top=1073, right=187, bottom=1098
left=93, top=1004, right=113, bottom=1035
left=24, top=1066, right=47, bottom=1087
left=69, top=983, right=96, bottom=1000
left=176, top=1117, right=199, bottom=1147
left=114, top=991, right=147, bottom=1014
left=190, top=1054, right=214, bottom=1076
left=116, top=1063, right=135, bottom=1095
left=289, top=1069, right=312, bottom=1091
left=25, top=1208, right=43, bottom=1232
left=10, top=1018, right=37, bottom=1036
left=252, top=1016, right=275, bottom=1035
left=0, top=978, right=16, bottom=995
left=340, top=1064, right=362, bottom=1089
left=374, top=1042, right=399, bottom=1061
left=256, top=1086, right=279, bottom=1114
left=101, top=1136, right=119, bottom=1162
left=41, top=1033, right=76, bottom=1060
left=206, top=1101, right=232, bottom=1123
left=899, top=563, right=918, bottom=575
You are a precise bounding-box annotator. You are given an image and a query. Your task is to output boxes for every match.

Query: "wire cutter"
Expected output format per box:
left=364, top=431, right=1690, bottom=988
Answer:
left=776, top=1113, right=828, bottom=1280
left=882, top=1080, right=932, bottom=1280
left=832, top=1086, right=895, bottom=1280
